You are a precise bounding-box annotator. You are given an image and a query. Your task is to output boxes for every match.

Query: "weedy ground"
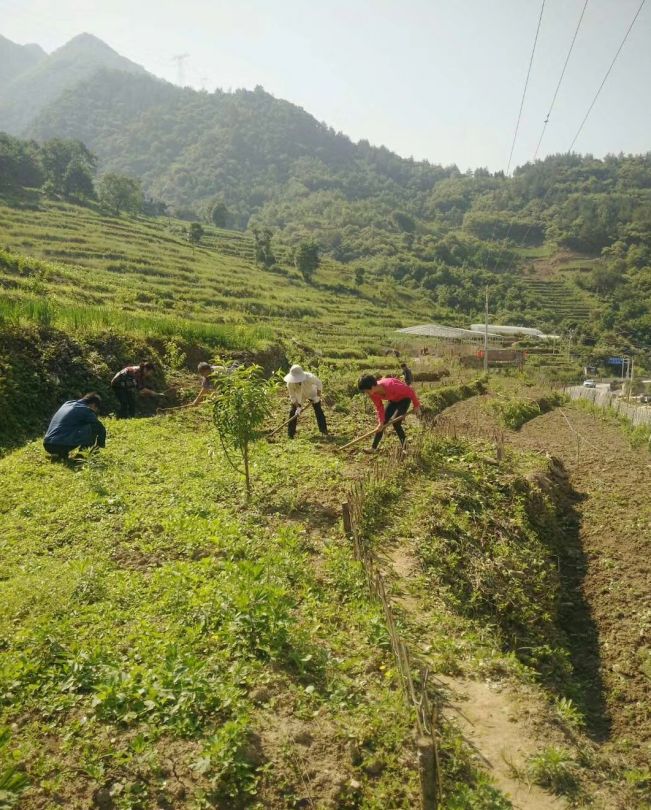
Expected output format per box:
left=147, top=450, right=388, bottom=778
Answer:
left=0, top=375, right=498, bottom=810
left=0, top=199, right=439, bottom=360
left=1, top=200, right=647, bottom=808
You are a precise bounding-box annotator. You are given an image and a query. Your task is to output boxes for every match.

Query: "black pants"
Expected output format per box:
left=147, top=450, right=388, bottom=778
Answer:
left=372, top=398, right=410, bottom=449
left=288, top=401, right=328, bottom=438
left=112, top=384, right=137, bottom=418
left=45, top=444, right=99, bottom=459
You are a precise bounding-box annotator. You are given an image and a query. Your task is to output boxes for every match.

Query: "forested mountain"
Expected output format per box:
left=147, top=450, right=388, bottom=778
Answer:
left=0, top=35, right=46, bottom=86
left=0, top=33, right=147, bottom=135
left=1, top=33, right=649, bottom=349
left=26, top=68, right=456, bottom=226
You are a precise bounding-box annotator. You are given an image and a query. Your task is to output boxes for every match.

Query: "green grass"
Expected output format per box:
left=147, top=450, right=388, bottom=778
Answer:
left=0, top=405, right=422, bottom=809
left=0, top=200, right=439, bottom=358
left=0, top=295, right=271, bottom=349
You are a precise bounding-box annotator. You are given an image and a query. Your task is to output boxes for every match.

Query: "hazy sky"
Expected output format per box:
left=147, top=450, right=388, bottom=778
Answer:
left=2, top=0, right=649, bottom=171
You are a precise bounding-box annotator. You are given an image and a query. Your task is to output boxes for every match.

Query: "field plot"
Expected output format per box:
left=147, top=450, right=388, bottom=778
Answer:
left=0, top=200, right=439, bottom=359
left=1, top=404, right=422, bottom=809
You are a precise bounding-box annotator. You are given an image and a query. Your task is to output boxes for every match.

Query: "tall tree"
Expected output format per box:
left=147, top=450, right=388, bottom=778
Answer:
left=210, top=201, right=230, bottom=228
left=98, top=173, right=142, bottom=215
left=40, top=139, right=96, bottom=196
left=188, top=222, right=204, bottom=245
left=294, top=240, right=320, bottom=282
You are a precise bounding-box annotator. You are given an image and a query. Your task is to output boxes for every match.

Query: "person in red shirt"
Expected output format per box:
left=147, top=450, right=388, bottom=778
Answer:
left=358, top=374, right=421, bottom=450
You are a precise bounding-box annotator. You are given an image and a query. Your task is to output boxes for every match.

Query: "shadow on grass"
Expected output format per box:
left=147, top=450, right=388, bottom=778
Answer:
left=539, top=462, right=612, bottom=742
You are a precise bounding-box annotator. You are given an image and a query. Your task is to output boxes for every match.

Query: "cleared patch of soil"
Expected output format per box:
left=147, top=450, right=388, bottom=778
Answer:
left=438, top=676, right=568, bottom=810
left=440, top=397, right=651, bottom=769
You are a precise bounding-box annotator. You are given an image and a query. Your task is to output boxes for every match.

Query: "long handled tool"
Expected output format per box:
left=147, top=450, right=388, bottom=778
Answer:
left=266, top=400, right=314, bottom=439
left=156, top=398, right=210, bottom=415
left=337, top=413, right=409, bottom=452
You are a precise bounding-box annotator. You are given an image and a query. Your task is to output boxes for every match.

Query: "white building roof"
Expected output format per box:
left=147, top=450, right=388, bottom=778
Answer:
left=397, top=323, right=502, bottom=340
left=469, top=324, right=544, bottom=337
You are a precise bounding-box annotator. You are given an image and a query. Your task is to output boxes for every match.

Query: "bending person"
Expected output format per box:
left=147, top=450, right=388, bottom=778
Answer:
left=283, top=364, right=328, bottom=438
left=44, top=393, right=106, bottom=459
left=111, top=361, right=158, bottom=418
left=358, top=374, right=420, bottom=450
left=192, top=360, right=239, bottom=406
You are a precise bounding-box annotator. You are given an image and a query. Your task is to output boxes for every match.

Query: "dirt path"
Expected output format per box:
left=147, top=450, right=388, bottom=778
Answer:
left=381, top=540, right=568, bottom=809
left=438, top=676, right=567, bottom=810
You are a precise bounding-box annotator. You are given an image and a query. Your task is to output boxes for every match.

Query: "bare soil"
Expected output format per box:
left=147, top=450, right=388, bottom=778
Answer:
left=441, top=396, right=651, bottom=770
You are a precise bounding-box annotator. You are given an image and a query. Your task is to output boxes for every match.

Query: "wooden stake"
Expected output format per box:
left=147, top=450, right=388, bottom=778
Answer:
left=416, top=737, right=438, bottom=810
left=342, top=502, right=353, bottom=538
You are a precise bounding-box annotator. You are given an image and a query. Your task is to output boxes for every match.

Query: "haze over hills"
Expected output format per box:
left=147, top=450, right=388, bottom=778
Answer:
left=0, top=32, right=147, bottom=135
left=1, top=33, right=650, bottom=349
left=0, top=34, right=46, bottom=86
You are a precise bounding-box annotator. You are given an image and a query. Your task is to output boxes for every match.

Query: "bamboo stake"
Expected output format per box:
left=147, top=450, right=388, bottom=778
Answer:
left=338, top=413, right=409, bottom=452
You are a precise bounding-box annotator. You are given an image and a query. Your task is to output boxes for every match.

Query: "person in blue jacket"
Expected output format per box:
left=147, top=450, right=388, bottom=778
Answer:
left=43, top=393, right=106, bottom=459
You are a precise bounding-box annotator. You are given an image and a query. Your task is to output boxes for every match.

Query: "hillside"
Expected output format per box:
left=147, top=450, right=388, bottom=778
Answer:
left=25, top=69, right=453, bottom=226
left=0, top=33, right=147, bottom=135
left=0, top=33, right=647, bottom=352
left=0, top=34, right=46, bottom=86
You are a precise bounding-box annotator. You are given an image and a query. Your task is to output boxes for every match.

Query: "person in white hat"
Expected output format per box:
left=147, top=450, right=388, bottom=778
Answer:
left=283, top=364, right=328, bottom=438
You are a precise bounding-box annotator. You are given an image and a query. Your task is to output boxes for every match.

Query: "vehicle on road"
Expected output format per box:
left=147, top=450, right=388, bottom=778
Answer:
left=583, top=379, right=597, bottom=388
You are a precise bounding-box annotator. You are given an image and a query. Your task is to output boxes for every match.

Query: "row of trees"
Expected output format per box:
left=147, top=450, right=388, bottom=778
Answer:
left=0, top=132, right=148, bottom=216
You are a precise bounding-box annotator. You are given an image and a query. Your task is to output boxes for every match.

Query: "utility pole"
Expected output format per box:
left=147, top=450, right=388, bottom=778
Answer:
left=628, top=356, right=634, bottom=403
left=483, top=287, right=489, bottom=375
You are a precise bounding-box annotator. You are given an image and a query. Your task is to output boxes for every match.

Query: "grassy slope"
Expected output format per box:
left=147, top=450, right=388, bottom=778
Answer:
left=0, top=199, right=441, bottom=358
left=0, top=403, right=420, bottom=810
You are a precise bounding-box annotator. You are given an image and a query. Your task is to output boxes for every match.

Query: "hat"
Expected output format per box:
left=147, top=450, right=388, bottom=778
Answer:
left=284, top=364, right=307, bottom=384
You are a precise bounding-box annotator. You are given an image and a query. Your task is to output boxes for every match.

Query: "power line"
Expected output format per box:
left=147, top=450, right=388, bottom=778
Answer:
left=506, top=0, right=546, bottom=176
left=568, top=0, right=647, bottom=153
left=533, top=0, right=590, bottom=161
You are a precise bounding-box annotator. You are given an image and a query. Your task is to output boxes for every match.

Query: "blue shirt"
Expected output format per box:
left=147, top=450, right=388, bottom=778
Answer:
left=44, top=401, right=106, bottom=448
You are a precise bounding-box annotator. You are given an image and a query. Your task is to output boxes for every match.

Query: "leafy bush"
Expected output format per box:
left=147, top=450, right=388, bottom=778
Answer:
left=419, top=377, right=487, bottom=417
left=490, top=392, right=565, bottom=430
left=212, top=365, right=272, bottom=496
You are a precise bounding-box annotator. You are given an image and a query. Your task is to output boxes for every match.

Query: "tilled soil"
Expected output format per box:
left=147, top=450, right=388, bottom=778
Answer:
left=511, top=407, right=651, bottom=765
left=442, top=398, right=651, bottom=767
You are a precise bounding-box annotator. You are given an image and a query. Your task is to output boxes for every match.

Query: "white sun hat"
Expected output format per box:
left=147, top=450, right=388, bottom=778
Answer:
left=284, top=364, right=307, bottom=384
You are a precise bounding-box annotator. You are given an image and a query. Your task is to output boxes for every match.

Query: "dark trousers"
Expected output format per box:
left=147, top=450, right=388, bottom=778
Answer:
left=288, top=401, right=328, bottom=438
left=372, top=397, right=411, bottom=449
left=113, top=384, right=137, bottom=418
left=44, top=443, right=75, bottom=459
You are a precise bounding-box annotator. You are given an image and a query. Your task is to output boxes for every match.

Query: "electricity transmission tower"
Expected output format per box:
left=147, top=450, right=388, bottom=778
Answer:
left=172, top=53, right=189, bottom=86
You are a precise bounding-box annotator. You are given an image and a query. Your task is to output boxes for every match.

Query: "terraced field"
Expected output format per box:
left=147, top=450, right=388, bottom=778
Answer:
left=522, top=278, right=595, bottom=323
left=0, top=199, right=440, bottom=358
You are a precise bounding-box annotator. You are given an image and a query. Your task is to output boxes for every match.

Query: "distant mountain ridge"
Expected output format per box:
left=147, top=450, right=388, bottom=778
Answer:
left=0, top=34, right=46, bottom=86
left=0, top=33, right=147, bottom=135
left=24, top=61, right=453, bottom=225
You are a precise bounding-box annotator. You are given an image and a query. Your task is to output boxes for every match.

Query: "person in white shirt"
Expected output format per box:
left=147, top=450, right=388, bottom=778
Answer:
left=284, top=364, right=328, bottom=438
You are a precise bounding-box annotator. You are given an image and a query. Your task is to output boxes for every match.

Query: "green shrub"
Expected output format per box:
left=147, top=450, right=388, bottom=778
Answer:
left=490, top=392, right=565, bottom=430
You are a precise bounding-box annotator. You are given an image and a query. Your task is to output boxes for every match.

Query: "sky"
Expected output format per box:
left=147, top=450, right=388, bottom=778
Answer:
left=1, top=0, right=650, bottom=171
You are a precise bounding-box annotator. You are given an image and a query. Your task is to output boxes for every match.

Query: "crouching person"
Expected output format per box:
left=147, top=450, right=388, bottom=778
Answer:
left=283, top=364, right=328, bottom=438
left=358, top=374, right=420, bottom=450
left=44, top=393, right=106, bottom=459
